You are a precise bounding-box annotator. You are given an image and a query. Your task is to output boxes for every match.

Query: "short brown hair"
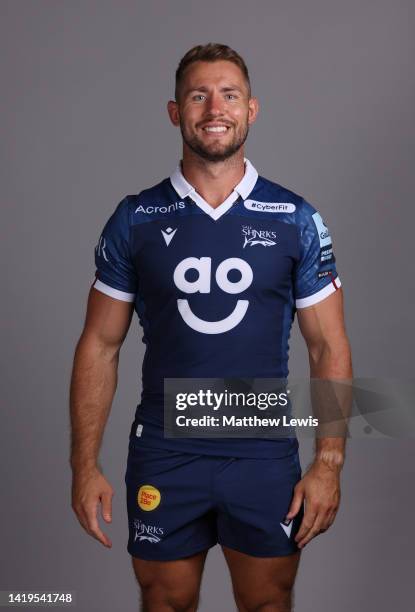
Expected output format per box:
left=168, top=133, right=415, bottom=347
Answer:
left=175, top=43, right=251, bottom=101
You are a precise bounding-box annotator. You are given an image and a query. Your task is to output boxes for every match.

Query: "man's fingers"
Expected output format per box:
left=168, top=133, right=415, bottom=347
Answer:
left=295, top=513, right=324, bottom=548
left=295, top=507, right=317, bottom=545
left=89, top=523, right=112, bottom=548
left=101, top=491, right=113, bottom=523
left=327, top=509, right=337, bottom=528
left=285, top=484, right=304, bottom=520
left=74, top=500, right=112, bottom=548
left=73, top=505, right=89, bottom=534
left=296, top=509, right=335, bottom=548
left=297, top=526, right=319, bottom=548
left=319, top=507, right=337, bottom=532
left=85, top=504, right=112, bottom=547
left=71, top=471, right=114, bottom=548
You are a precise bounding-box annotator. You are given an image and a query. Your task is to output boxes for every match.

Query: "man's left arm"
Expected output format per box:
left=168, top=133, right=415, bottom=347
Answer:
left=285, top=288, right=353, bottom=549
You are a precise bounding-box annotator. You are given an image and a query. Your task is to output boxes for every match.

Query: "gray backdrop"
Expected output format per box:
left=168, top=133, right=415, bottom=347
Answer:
left=1, top=0, right=414, bottom=610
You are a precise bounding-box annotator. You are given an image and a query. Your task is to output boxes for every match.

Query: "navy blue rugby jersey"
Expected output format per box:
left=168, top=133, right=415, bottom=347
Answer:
left=92, top=159, right=341, bottom=458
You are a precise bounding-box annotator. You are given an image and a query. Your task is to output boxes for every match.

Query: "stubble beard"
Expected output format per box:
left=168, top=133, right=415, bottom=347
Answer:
left=179, top=119, right=250, bottom=163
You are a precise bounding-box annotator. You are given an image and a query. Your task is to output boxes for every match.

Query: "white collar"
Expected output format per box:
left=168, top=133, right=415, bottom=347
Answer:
left=169, top=157, right=258, bottom=220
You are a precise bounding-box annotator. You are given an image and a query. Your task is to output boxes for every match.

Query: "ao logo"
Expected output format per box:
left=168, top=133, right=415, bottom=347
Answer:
left=173, top=257, right=253, bottom=334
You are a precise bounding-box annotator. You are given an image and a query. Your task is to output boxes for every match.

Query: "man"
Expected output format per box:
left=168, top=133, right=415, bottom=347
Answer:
left=70, top=43, right=352, bottom=612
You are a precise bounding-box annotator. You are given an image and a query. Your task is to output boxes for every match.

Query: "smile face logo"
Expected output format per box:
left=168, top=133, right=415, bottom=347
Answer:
left=173, top=257, right=253, bottom=334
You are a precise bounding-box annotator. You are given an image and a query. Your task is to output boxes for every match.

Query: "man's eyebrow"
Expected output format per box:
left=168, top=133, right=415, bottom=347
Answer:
left=184, top=84, right=245, bottom=95
left=221, top=85, right=244, bottom=93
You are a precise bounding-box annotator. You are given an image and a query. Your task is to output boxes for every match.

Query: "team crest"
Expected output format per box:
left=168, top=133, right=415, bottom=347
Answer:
left=133, top=518, right=164, bottom=543
left=242, top=226, right=277, bottom=248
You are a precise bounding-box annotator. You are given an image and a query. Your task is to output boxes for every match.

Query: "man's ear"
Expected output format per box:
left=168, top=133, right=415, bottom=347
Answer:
left=248, top=96, right=259, bottom=125
left=167, top=100, right=180, bottom=126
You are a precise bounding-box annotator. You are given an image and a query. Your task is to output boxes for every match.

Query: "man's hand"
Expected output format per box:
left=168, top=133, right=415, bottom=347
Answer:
left=71, top=467, right=114, bottom=548
left=285, top=460, right=341, bottom=549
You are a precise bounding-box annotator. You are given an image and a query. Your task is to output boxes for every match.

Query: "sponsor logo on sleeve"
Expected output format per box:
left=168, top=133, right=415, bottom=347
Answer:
left=244, top=200, right=296, bottom=213
left=311, top=212, right=332, bottom=248
left=317, top=270, right=334, bottom=279
left=319, top=245, right=335, bottom=264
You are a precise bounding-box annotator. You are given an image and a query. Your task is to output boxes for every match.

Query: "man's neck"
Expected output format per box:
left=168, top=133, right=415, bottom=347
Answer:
left=181, top=149, right=246, bottom=209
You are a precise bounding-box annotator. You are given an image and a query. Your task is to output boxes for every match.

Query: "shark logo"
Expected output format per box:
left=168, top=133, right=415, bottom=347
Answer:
left=136, top=534, right=161, bottom=543
left=243, top=235, right=276, bottom=248
left=242, top=226, right=277, bottom=248
left=133, top=519, right=164, bottom=544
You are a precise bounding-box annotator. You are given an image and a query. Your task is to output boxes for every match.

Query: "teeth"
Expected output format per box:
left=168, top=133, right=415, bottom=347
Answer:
left=204, top=126, right=228, bottom=132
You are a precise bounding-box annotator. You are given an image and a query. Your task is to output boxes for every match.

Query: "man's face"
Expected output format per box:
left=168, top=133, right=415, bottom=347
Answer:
left=168, top=60, right=259, bottom=162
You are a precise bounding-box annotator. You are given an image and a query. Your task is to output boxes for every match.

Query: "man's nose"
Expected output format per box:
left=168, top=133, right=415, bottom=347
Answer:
left=205, top=92, right=225, bottom=115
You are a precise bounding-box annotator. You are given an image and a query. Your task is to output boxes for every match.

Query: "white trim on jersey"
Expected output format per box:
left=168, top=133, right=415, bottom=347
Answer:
left=93, top=279, right=135, bottom=302
left=169, top=158, right=259, bottom=221
left=295, top=276, right=341, bottom=309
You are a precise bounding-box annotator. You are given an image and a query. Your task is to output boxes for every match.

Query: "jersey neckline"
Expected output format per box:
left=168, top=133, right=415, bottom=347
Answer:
left=169, top=158, right=259, bottom=221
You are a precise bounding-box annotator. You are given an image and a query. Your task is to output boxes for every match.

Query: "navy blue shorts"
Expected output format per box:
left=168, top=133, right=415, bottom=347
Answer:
left=125, top=444, right=304, bottom=561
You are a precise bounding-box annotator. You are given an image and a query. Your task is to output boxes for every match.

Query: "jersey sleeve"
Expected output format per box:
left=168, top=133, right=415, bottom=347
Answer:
left=294, top=203, right=341, bottom=309
left=92, top=197, right=137, bottom=302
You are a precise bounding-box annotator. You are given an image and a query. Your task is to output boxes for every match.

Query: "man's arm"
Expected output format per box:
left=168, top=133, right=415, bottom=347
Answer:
left=69, top=287, right=134, bottom=547
left=286, top=288, right=353, bottom=548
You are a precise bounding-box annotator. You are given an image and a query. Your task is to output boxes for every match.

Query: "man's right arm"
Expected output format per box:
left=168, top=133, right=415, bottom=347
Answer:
left=69, top=287, right=134, bottom=547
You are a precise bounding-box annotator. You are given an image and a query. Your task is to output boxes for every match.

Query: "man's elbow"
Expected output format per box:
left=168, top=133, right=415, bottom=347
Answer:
left=308, top=335, right=352, bottom=376
left=75, top=329, right=122, bottom=365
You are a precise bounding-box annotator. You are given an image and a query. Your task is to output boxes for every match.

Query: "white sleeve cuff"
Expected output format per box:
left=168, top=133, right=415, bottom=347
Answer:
left=296, top=276, right=341, bottom=309
left=92, top=279, right=135, bottom=302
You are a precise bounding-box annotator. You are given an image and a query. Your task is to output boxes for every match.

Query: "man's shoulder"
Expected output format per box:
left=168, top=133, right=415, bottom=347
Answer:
left=124, top=176, right=174, bottom=206
left=120, top=176, right=185, bottom=222
left=250, top=174, right=317, bottom=222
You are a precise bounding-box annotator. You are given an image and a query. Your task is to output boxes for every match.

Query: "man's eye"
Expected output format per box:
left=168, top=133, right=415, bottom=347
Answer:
left=226, top=94, right=237, bottom=100
left=193, top=94, right=206, bottom=101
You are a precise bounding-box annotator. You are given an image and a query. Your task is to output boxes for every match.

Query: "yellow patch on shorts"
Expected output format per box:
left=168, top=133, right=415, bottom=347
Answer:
left=137, top=485, right=161, bottom=511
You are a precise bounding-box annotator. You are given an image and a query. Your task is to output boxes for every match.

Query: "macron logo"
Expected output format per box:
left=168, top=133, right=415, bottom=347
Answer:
left=280, top=519, right=293, bottom=538
left=161, top=227, right=177, bottom=246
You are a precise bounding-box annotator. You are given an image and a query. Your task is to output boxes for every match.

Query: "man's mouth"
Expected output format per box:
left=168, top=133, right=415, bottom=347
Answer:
left=201, top=124, right=231, bottom=133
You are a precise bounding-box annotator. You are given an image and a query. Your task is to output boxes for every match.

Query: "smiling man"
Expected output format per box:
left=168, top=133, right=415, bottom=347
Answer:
left=70, top=43, right=352, bottom=611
